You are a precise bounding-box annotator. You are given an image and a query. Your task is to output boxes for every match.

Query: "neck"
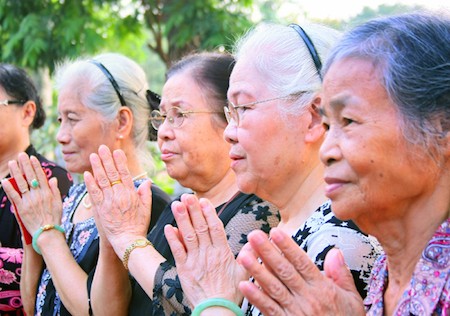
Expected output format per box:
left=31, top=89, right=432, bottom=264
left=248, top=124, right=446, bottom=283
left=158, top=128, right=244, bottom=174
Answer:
left=276, top=163, right=327, bottom=236
left=194, top=169, right=239, bottom=208
left=372, top=175, right=450, bottom=292
left=0, top=142, right=30, bottom=179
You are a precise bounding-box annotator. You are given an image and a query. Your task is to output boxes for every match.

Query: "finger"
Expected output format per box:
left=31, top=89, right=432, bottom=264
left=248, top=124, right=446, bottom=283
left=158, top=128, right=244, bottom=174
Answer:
left=181, top=194, right=213, bottom=247
left=270, top=227, right=324, bottom=284
left=97, top=145, right=122, bottom=184
left=137, top=179, right=153, bottom=215
left=111, top=149, right=133, bottom=188
left=165, top=224, right=187, bottom=264
left=89, top=152, right=111, bottom=191
left=8, top=160, right=29, bottom=195
left=243, top=230, right=298, bottom=304
left=30, top=155, right=49, bottom=189
left=239, top=280, right=284, bottom=316
left=324, top=248, right=359, bottom=294
left=84, top=171, right=104, bottom=212
left=17, top=153, right=40, bottom=190
left=1, top=178, right=22, bottom=208
left=48, top=178, right=63, bottom=212
left=199, top=198, right=228, bottom=248
left=171, top=200, right=198, bottom=250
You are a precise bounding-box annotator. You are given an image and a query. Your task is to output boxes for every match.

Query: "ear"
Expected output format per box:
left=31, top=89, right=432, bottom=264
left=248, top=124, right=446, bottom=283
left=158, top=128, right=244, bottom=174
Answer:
left=21, top=101, right=36, bottom=127
left=116, top=107, right=133, bottom=140
left=304, top=96, right=324, bottom=143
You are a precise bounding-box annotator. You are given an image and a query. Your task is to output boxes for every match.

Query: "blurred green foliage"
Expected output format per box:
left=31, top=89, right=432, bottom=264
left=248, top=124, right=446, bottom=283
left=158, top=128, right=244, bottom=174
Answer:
left=0, top=0, right=425, bottom=194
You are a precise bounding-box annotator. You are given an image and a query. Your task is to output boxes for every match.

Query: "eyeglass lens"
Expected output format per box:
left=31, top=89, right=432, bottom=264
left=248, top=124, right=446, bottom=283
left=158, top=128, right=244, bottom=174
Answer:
left=151, top=107, right=185, bottom=130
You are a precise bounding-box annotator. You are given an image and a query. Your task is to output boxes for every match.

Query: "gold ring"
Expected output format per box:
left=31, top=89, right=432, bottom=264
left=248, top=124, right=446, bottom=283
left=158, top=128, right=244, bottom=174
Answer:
left=110, top=180, right=122, bottom=186
left=30, top=179, right=39, bottom=189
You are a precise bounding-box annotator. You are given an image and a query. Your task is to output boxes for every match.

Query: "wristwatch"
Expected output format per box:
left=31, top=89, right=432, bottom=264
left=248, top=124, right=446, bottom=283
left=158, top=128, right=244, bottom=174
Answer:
left=122, top=238, right=152, bottom=270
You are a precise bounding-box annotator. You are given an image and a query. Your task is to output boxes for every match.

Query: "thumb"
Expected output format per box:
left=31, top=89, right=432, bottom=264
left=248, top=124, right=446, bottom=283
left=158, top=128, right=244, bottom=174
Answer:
left=324, top=248, right=359, bottom=293
left=137, top=179, right=153, bottom=210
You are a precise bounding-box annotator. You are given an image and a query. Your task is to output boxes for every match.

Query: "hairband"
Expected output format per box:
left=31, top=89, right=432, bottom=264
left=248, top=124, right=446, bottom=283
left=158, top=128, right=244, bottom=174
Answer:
left=289, top=23, right=323, bottom=81
left=89, top=60, right=127, bottom=106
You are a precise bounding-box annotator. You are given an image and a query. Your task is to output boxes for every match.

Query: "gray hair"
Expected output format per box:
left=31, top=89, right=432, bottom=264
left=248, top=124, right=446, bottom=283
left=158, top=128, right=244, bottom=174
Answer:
left=323, top=12, right=450, bottom=159
left=233, top=22, right=341, bottom=116
left=55, top=52, right=154, bottom=171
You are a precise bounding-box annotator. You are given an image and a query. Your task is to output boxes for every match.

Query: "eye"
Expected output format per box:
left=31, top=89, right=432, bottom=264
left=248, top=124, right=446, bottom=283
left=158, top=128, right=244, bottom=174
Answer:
left=342, top=117, right=356, bottom=126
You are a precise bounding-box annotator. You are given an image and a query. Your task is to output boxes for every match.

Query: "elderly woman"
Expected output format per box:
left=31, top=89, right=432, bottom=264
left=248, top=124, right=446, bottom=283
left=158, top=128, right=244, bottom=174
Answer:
left=163, top=22, right=382, bottom=315
left=1, top=53, right=171, bottom=315
left=236, top=12, right=450, bottom=315
left=86, top=52, right=279, bottom=315
left=0, top=64, right=72, bottom=315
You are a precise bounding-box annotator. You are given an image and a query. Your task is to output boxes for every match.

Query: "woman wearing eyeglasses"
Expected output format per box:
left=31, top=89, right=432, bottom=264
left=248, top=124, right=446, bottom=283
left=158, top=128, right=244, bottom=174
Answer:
left=162, top=22, right=382, bottom=315
left=0, top=64, right=73, bottom=316
left=1, top=53, right=171, bottom=315
left=86, top=52, right=279, bottom=315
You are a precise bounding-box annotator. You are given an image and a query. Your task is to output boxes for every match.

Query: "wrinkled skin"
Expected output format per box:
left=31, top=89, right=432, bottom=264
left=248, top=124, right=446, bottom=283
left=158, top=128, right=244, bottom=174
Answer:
left=237, top=228, right=365, bottom=316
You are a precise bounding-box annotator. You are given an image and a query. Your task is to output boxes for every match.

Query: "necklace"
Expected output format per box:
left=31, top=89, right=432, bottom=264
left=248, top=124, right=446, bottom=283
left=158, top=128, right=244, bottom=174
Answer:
left=82, top=172, right=148, bottom=209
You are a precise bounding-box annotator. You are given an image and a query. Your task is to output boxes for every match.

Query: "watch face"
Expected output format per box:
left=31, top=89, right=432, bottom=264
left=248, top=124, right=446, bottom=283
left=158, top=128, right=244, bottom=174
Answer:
left=136, top=239, right=149, bottom=246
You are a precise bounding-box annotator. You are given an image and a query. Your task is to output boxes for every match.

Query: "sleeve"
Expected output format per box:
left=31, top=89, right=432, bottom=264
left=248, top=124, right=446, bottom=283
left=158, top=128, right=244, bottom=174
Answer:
left=151, top=198, right=280, bottom=315
left=305, top=224, right=382, bottom=298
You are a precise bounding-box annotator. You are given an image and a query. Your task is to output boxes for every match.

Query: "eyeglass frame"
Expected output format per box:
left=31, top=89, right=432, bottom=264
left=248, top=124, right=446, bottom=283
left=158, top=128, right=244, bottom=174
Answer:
left=150, top=106, right=223, bottom=130
left=0, top=100, right=25, bottom=106
left=224, top=92, right=309, bottom=125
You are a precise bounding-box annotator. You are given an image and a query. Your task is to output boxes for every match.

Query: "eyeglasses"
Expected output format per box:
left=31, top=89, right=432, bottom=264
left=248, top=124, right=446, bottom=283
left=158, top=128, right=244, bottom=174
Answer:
left=150, top=106, right=223, bottom=130
left=0, top=100, right=25, bottom=106
left=224, top=93, right=308, bottom=125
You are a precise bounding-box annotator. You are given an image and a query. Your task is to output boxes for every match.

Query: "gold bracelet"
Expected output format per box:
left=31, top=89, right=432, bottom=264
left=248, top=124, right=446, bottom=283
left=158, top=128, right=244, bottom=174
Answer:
left=122, top=238, right=152, bottom=270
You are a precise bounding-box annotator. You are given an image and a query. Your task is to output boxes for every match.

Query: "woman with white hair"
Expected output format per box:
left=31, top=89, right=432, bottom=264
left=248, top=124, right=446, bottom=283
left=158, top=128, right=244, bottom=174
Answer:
left=2, top=53, right=171, bottom=315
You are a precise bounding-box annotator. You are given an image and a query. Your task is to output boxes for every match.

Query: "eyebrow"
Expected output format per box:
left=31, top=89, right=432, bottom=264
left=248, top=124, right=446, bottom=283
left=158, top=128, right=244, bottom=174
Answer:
left=320, top=94, right=351, bottom=117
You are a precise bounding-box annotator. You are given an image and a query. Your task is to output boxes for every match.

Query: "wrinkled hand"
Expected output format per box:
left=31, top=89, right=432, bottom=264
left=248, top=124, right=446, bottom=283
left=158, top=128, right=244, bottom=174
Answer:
left=165, top=194, right=248, bottom=307
left=237, top=228, right=365, bottom=316
left=84, top=145, right=152, bottom=258
left=1, top=153, right=63, bottom=235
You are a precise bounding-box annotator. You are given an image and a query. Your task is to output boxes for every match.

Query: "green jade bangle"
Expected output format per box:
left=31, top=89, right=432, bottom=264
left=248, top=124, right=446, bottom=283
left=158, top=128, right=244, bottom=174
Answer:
left=32, top=224, right=65, bottom=255
left=192, top=298, right=244, bottom=316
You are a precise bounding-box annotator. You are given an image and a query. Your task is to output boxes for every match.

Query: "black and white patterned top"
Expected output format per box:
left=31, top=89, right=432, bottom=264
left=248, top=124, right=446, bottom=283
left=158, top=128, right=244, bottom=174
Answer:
left=242, top=200, right=383, bottom=315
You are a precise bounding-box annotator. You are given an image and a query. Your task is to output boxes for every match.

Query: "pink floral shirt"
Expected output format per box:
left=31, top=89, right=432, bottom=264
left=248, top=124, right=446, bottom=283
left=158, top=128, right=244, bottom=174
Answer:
left=364, top=218, right=450, bottom=315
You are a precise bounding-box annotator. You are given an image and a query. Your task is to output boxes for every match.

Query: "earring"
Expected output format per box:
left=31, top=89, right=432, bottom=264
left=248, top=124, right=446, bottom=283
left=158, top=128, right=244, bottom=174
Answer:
left=118, top=135, right=124, bottom=139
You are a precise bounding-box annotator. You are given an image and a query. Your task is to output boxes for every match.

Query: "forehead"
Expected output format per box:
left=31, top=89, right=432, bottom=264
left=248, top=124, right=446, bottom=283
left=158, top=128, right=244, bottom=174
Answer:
left=161, top=71, right=205, bottom=110
left=228, top=58, right=268, bottom=98
left=321, top=58, right=386, bottom=113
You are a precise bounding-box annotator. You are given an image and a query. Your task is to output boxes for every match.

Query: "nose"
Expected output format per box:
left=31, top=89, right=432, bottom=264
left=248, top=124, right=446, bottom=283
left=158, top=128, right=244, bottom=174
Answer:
left=223, top=119, right=238, bottom=144
left=157, top=118, right=175, bottom=142
left=56, top=122, right=70, bottom=145
left=319, top=127, right=342, bottom=167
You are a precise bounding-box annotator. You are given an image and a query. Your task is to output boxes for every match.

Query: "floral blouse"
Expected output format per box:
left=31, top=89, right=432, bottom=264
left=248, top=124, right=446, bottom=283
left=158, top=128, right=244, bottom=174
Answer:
left=34, top=180, right=170, bottom=315
left=242, top=200, right=383, bottom=315
left=364, top=218, right=450, bottom=315
left=0, top=145, right=72, bottom=316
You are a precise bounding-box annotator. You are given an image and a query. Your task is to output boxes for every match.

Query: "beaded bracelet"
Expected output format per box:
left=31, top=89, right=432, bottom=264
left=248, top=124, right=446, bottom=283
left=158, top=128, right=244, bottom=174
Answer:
left=192, top=298, right=244, bottom=316
left=32, top=224, right=65, bottom=255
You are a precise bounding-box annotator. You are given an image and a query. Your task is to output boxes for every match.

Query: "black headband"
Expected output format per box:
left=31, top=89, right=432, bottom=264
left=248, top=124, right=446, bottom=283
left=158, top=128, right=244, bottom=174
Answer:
left=89, top=60, right=127, bottom=106
left=289, top=24, right=323, bottom=81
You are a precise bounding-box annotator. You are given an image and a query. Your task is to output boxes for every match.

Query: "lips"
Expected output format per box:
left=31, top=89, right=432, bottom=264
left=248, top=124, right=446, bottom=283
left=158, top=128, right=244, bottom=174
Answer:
left=323, top=176, right=349, bottom=197
left=160, top=148, right=177, bottom=161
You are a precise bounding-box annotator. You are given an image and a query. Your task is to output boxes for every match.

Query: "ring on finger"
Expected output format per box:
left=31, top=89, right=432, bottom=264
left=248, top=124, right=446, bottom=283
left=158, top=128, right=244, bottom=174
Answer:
left=110, top=180, right=122, bottom=186
left=30, top=179, right=39, bottom=189
left=20, top=187, right=29, bottom=195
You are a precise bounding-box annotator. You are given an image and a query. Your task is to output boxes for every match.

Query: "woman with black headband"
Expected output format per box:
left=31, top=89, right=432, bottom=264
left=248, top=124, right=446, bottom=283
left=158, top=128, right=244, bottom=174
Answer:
left=1, top=53, right=171, bottom=315
left=161, top=22, right=382, bottom=315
